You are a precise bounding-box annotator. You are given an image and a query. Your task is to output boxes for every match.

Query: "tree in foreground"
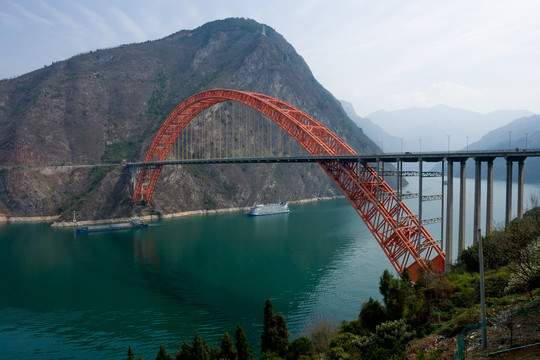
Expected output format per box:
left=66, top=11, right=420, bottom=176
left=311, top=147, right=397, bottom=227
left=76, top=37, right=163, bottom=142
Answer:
left=261, top=298, right=277, bottom=353
left=286, top=337, right=314, bottom=360
left=155, top=344, right=172, bottom=360
left=192, top=332, right=211, bottom=360
left=274, top=313, right=289, bottom=356
left=235, top=324, right=253, bottom=360
left=219, top=332, right=237, bottom=360
left=174, top=341, right=192, bottom=360
left=359, top=297, right=387, bottom=333
left=305, top=316, right=337, bottom=354
left=379, top=269, right=411, bottom=321
left=260, top=299, right=290, bottom=357
left=127, top=345, right=134, bottom=360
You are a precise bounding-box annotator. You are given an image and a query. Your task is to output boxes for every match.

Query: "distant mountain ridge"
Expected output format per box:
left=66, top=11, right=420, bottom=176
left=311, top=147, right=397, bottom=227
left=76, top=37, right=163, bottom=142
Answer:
left=468, top=114, right=540, bottom=151
left=365, top=105, right=533, bottom=152
left=465, top=114, right=540, bottom=183
left=0, top=18, right=377, bottom=220
left=345, top=102, right=539, bottom=183
left=340, top=100, right=396, bottom=152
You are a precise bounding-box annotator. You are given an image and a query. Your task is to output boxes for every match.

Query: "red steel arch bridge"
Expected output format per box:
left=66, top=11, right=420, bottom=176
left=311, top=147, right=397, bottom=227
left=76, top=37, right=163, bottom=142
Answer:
left=128, top=89, right=447, bottom=281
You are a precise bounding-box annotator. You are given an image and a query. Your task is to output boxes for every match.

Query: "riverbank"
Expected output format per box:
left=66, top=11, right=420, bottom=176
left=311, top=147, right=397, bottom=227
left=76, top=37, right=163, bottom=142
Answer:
left=0, top=215, right=58, bottom=223
left=53, top=196, right=340, bottom=227
left=0, top=196, right=341, bottom=227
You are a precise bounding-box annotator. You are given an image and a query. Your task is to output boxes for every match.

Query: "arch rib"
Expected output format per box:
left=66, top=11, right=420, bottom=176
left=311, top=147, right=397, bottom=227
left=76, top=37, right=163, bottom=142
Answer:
left=132, top=89, right=444, bottom=280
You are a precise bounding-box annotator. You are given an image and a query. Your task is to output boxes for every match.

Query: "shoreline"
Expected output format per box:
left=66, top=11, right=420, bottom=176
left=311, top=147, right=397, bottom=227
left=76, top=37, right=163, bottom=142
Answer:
left=0, top=196, right=342, bottom=227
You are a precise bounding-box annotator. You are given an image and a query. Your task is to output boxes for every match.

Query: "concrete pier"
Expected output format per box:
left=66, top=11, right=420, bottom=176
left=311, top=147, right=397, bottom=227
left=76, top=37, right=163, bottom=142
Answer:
left=445, top=161, right=453, bottom=272
left=506, top=159, right=513, bottom=226
left=440, top=160, right=445, bottom=252
left=486, top=160, right=494, bottom=235
left=418, top=160, right=423, bottom=257
left=518, top=159, right=524, bottom=219
left=129, top=165, right=140, bottom=192
left=473, top=159, right=482, bottom=243
left=397, top=160, right=402, bottom=224
left=458, top=161, right=466, bottom=255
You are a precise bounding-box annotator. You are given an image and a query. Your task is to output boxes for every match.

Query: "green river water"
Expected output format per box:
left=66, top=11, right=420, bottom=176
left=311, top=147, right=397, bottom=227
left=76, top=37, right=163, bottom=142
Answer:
left=1, top=178, right=539, bottom=359
left=0, top=198, right=387, bottom=359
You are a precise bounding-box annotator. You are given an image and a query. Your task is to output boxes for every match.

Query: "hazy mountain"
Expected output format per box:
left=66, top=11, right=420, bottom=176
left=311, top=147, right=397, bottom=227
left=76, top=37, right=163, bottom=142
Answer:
left=366, top=105, right=533, bottom=152
left=467, top=114, right=540, bottom=151
left=465, top=114, right=540, bottom=183
left=0, top=18, right=378, bottom=220
left=341, top=100, right=399, bottom=152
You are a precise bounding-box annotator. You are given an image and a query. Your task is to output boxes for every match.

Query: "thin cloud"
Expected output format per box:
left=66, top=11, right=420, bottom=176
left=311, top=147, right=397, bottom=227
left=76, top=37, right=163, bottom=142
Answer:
left=0, top=10, right=23, bottom=29
left=72, top=3, right=119, bottom=47
left=37, top=0, right=78, bottom=28
left=0, top=0, right=539, bottom=115
left=8, top=0, right=52, bottom=26
left=107, top=5, right=147, bottom=42
left=388, top=82, right=486, bottom=110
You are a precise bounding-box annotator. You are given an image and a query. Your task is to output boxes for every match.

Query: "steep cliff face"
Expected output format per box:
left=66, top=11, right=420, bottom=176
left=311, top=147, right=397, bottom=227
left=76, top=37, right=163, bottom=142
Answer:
left=0, top=18, right=378, bottom=220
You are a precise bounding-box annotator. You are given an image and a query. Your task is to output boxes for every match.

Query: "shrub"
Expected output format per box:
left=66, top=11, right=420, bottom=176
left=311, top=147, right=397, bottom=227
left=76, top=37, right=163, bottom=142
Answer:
left=506, top=237, right=540, bottom=294
left=305, top=316, right=337, bottom=355
left=359, top=297, right=386, bottom=333
left=285, top=337, right=314, bottom=360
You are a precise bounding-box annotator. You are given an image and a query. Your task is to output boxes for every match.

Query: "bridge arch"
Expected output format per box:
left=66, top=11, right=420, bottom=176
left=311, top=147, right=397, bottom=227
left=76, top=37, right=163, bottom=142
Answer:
left=133, top=89, right=444, bottom=280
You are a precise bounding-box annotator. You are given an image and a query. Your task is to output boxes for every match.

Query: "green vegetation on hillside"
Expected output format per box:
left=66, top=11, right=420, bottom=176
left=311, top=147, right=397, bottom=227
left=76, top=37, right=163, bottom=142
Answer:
left=55, top=166, right=114, bottom=217
left=328, top=206, right=540, bottom=359
left=101, top=141, right=136, bottom=163
left=123, top=206, right=540, bottom=360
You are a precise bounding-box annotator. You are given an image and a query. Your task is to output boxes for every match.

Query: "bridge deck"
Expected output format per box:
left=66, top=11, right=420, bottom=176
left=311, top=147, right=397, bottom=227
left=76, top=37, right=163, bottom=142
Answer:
left=126, top=149, right=540, bottom=167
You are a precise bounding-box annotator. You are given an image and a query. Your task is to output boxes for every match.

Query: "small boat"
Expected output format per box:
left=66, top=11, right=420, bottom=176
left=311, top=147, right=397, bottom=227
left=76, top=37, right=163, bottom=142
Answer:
left=76, top=218, right=148, bottom=233
left=246, top=202, right=289, bottom=216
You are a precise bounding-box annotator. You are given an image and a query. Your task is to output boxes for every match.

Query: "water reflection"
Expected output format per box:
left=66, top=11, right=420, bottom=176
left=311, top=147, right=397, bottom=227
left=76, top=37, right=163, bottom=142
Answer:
left=0, top=199, right=395, bottom=359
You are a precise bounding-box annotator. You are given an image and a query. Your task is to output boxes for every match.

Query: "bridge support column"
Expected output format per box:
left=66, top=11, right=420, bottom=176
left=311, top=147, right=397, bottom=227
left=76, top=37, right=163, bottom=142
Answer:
left=445, top=161, right=453, bottom=272
left=474, top=159, right=482, bottom=243
left=441, top=160, right=445, bottom=253
left=376, top=160, right=380, bottom=201
left=129, top=165, right=140, bottom=193
left=396, top=160, right=402, bottom=224
left=418, top=159, right=423, bottom=257
left=506, top=159, right=513, bottom=226
left=518, top=159, right=524, bottom=219
left=458, top=161, right=466, bottom=256
left=486, top=160, right=494, bottom=235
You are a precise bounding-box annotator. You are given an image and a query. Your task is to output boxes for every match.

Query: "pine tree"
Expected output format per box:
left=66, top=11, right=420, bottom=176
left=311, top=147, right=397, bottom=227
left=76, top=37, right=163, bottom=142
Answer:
left=127, top=345, right=134, bottom=360
left=235, top=324, right=252, bottom=360
left=174, top=341, right=192, bottom=360
left=261, top=299, right=289, bottom=356
left=220, top=332, right=237, bottom=360
left=155, top=344, right=172, bottom=360
left=275, top=313, right=289, bottom=357
left=261, top=298, right=277, bottom=353
left=192, top=332, right=211, bottom=360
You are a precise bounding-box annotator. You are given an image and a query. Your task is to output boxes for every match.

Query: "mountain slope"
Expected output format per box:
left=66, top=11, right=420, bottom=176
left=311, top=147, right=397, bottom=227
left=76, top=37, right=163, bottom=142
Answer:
left=0, top=18, right=378, bottom=220
left=465, top=114, right=540, bottom=182
left=468, top=114, right=540, bottom=151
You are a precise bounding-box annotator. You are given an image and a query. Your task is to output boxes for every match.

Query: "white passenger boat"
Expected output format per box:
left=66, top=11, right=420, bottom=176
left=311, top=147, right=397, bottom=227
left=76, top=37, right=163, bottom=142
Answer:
left=246, top=202, right=289, bottom=216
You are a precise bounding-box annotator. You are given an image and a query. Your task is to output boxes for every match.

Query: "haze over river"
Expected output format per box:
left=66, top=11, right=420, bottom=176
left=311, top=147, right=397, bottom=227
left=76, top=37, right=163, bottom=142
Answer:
left=1, top=179, right=539, bottom=359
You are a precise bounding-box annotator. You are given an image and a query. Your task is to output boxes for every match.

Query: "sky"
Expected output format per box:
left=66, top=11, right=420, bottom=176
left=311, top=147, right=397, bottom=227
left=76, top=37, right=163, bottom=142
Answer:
left=1, top=0, right=540, bottom=117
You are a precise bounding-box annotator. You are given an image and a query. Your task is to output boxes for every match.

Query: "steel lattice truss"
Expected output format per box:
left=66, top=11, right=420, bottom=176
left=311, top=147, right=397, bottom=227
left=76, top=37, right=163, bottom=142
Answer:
left=133, top=89, right=444, bottom=280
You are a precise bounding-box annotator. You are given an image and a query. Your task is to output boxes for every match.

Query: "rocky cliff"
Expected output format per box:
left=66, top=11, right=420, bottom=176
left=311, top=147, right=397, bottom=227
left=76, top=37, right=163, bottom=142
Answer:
left=0, top=18, right=378, bottom=221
